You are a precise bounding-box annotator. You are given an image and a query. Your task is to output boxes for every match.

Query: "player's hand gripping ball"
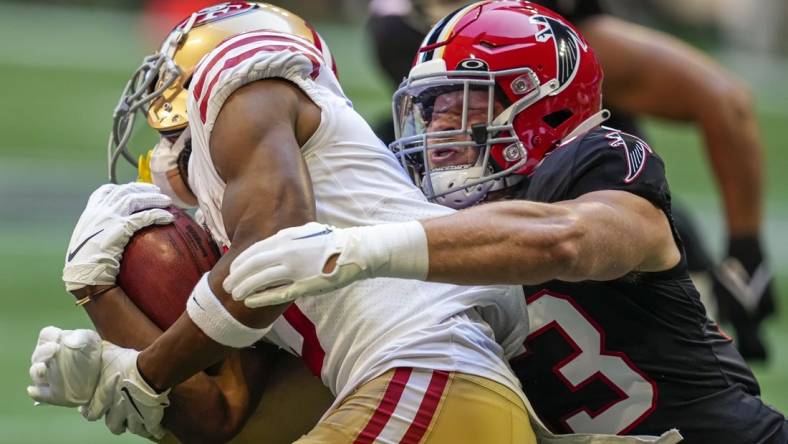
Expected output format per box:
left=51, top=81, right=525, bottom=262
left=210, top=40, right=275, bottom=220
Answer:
left=62, top=183, right=175, bottom=292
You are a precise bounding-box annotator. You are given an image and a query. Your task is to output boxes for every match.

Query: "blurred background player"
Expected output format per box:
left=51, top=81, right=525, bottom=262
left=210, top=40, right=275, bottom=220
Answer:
left=367, top=0, right=777, bottom=361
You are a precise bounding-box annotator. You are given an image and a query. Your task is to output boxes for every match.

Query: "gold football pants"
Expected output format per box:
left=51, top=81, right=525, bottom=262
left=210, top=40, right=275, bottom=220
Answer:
left=296, top=368, right=536, bottom=444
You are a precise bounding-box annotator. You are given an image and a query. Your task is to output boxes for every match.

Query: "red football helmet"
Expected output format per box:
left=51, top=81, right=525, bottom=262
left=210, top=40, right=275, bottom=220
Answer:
left=390, top=1, right=607, bottom=209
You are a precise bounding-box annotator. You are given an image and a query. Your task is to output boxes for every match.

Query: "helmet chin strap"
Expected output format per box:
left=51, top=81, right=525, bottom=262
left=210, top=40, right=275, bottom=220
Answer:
left=431, top=171, right=493, bottom=209
left=428, top=163, right=526, bottom=209
left=560, top=109, right=611, bottom=145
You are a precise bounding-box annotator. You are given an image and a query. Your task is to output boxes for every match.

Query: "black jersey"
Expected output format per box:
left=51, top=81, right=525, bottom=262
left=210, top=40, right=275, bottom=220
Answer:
left=510, top=127, right=787, bottom=443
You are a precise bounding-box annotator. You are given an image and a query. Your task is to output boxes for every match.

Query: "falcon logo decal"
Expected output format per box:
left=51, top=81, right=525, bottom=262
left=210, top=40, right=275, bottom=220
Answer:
left=531, top=15, right=588, bottom=94
left=606, top=131, right=654, bottom=183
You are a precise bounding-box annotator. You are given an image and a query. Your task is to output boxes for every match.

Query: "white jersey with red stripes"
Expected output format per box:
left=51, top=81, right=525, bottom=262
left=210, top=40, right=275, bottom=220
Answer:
left=185, top=30, right=528, bottom=412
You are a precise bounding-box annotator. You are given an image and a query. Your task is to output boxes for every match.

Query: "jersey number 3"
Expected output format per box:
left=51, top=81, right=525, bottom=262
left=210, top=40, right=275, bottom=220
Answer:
left=526, top=291, right=656, bottom=434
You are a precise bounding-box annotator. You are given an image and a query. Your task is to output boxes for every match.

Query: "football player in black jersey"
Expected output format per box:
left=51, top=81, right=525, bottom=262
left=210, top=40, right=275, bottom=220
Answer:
left=226, top=2, right=787, bottom=442
left=368, top=0, right=776, bottom=361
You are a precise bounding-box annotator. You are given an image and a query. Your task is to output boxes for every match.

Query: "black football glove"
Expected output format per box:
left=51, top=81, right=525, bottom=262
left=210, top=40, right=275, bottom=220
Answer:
left=713, top=235, right=776, bottom=361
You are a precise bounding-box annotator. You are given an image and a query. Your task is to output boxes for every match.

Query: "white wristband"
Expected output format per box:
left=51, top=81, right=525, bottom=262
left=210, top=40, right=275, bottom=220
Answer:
left=186, top=274, right=271, bottom=348
left=356, top=220, right=429, bottom=280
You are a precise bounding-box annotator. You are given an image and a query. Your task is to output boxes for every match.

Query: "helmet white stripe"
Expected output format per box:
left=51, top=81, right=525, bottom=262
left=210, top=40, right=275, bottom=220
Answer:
left=433, top=1, right=488, bottom=61
left=417, top=1, right=488, bottom=64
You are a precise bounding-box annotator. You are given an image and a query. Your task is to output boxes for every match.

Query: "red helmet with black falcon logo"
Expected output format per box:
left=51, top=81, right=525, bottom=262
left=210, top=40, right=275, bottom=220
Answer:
left=390, top=0, right=606, bottom=209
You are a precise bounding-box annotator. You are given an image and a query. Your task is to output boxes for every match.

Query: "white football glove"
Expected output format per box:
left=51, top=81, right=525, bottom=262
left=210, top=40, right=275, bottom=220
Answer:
left=63, top=182, right=175, bottom=292
left=27, top=326, right=102, bottom=407
left=27, top=326, right=169, bottom=439
left=80, top=342, right=170, bottom=439
left=223, top=221, right=428, bottom=308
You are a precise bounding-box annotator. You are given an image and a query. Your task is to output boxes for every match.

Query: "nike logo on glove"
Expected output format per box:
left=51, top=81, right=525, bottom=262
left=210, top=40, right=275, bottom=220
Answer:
left=67, top=229, right=104, bottom=262
left=121, top=386, right=145, bottom=419
left=293, top=227, right=333, bottom=240
left=716, top=258, right=772, bottom=314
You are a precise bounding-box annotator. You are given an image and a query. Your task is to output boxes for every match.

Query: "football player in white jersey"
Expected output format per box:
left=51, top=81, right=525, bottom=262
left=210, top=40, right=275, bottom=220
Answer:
left=27, top=3, right=542, bottom=443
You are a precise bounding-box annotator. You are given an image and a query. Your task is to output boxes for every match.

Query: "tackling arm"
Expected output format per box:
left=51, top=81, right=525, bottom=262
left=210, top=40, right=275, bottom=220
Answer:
left=423, top=190, right=680, bottom=284
left=221, top=190, right=681, bottom=307
left=137, top=78, right=318, bottom=392
left=580, top=16, right=764, bottom=236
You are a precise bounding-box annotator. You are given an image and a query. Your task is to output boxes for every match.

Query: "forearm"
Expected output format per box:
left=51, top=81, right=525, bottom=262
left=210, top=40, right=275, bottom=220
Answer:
left=423, top=200, right=582, bottom=285
left=638, top=49, right=765, bottom=234
left=137, top=307, right=232, bottom=389
left=80, top=285, right=229, bottom=393
left=422, top=194, right=676, bottom=285
left=76, top=286, right=161, bottom=349
left=223, top=194, right=678, bottom=303
left=165, top=347, right=273, bottom=444
left=696, top=90, right=764, bottom=235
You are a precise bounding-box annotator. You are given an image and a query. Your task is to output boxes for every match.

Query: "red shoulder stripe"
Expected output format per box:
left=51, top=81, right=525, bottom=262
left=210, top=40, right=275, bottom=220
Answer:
left=192, top=31, right=321, bottom=104
left=197, top=42, right=321, bottom=122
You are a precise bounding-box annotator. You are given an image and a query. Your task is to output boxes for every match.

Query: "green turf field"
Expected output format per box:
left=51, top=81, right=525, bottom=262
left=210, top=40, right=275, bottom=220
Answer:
left=0, top=3, right=785, bottom=443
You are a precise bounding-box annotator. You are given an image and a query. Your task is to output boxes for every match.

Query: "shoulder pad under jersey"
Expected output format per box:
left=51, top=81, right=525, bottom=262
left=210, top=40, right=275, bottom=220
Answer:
left=189, top=30, right=333, bottom=128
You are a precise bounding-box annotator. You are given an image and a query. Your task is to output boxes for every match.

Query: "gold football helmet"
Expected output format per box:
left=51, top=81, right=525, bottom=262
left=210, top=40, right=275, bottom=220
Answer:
left=108, top=1, right=334, bottom=183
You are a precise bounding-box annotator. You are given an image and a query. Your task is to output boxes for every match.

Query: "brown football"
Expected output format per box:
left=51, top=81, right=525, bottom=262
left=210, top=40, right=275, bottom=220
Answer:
left=118, top=207, right=221, bottom=330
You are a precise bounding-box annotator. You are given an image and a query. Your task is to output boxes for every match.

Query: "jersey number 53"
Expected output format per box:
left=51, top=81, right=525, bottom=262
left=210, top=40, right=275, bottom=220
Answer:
left=518, top=291, right=657, bottom=435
